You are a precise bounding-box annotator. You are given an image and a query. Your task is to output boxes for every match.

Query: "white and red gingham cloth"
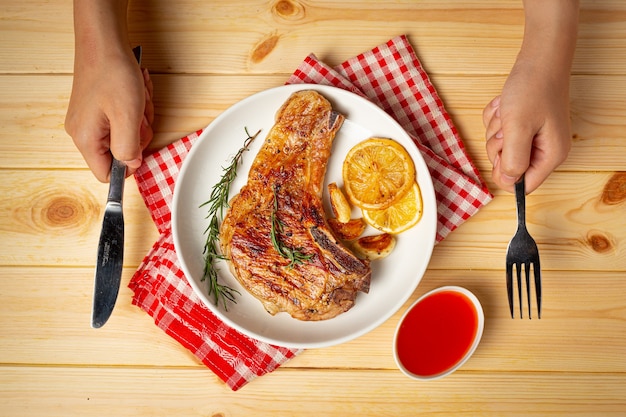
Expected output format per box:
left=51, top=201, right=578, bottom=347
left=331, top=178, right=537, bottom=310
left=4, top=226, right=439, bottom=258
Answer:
left=129, top=35, right=492, bottom=391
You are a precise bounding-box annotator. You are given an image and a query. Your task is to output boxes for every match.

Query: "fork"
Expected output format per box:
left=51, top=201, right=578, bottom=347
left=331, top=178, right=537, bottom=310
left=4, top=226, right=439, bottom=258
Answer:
left=506, top=174, right=542, bottom=319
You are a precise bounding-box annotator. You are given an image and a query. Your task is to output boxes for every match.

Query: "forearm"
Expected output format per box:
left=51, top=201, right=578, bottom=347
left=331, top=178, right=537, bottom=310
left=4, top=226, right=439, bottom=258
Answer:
left=73, top=0, right=130, bottom=67
left=518, top=0, right=579, bottom=80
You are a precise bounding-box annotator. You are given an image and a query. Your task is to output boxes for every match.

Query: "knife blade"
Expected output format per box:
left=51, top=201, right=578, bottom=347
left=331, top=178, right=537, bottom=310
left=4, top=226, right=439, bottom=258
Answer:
left=91, top=45, right=142, bottom=328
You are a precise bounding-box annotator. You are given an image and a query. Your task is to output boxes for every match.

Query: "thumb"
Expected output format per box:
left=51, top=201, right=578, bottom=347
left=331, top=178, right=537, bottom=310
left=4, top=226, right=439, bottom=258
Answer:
left=109, top=110, right=144, bottom=169
left=498, top=120, right=534, bottom=187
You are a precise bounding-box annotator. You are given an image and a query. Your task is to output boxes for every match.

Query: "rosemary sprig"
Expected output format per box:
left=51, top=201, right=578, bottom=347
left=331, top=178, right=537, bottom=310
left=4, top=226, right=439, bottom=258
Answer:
left=270, top=185, right=313, bottom=268
left=200, top=127, right=261, bottom=309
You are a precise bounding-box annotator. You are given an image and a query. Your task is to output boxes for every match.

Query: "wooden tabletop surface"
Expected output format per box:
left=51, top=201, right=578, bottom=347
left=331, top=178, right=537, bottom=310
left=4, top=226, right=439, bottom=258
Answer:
left=1, top=1, right=625, bottom=416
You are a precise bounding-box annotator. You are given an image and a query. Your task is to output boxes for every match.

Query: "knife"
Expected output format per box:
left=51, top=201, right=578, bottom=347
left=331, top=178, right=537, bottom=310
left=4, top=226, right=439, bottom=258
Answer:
left=91, top=45, right=142, bottom=328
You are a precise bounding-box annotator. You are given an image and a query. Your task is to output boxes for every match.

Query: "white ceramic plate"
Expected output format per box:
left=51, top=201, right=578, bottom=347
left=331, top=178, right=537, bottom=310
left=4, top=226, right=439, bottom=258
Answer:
left=172, top=84, right=437, bottom=348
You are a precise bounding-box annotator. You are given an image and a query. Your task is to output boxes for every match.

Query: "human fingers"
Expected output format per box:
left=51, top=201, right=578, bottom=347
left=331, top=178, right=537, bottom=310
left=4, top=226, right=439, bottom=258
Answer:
left=490, top=153, right=513, bottom=194
left=142, top=71, right=155, bottom=144
left=482, top=96, right=501, bottom=128
left=105, top=61, right=146, bottom=162
left=120, top=92, right=154, bottom=177
left=483, top=96, right=503, bottom=166
left=135, top=68, right=155, bottom=154
left=76, top=131, right=114, bottom=183
left=108, top=97, right=144, bottom=171
left=141, top=68, right=155, bottom=124
left=484, top=97, right=503, bottom=167
left=523, top=165, right=551, bottom=194
left=65, top=107, right=114, bottom=183
left=523, top=128, right=572, bottom=194
left=485, top=130, right=503, bottom=166
left=143, top=67, right=154, bottom=105
left=521, top=142, right=567, bottom=194
left=137, top=114, right=154, bottom=159
left=497, top=119, right=535, bottom=188
left=484, top=113, right=503, bottom=160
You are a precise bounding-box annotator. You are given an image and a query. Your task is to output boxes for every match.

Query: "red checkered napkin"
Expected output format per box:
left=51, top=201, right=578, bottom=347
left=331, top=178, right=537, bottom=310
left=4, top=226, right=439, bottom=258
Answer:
left=129, top=133, right=300, bottom=391
left=129, top=34, right=492, bottom=391
left=288, top=35, right=492, bottom=240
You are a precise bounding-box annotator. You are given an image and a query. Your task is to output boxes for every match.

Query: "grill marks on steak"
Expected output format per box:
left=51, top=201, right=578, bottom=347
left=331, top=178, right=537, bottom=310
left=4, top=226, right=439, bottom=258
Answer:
left=219, top=90, right=371, bottom=321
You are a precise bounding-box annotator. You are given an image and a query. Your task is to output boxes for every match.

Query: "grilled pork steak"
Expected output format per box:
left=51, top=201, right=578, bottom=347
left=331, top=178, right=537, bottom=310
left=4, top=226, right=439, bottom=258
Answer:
left=220, top=90, right=371, bottom=321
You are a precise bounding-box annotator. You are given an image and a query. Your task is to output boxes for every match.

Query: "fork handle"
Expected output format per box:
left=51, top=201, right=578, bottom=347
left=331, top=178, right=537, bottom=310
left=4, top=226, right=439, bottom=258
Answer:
left=515, top=174, right=526, bottom=229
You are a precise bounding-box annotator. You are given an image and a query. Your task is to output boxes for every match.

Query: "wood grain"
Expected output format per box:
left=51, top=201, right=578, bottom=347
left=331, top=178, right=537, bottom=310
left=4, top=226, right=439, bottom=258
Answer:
left=1, top=1, right=625, bottom=75
left=1, top=0, right=625, bottom=415
left=2, top=367, right=625, bottom=417
left=1, top=169, right=622, bottom=270
left=1, top=74, right=624, bottom=172
left=1, top=267, right=625, bottom=373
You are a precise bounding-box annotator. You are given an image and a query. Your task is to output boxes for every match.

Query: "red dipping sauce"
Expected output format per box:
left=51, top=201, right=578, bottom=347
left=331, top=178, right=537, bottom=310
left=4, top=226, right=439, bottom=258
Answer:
left=394, top=287, right=483, bottom=379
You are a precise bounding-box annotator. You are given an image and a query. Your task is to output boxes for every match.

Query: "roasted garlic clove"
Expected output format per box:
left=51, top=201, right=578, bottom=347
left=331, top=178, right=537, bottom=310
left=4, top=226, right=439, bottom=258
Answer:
left=328, top=182, right=352, bottom=223
left=328, top=217, right=367, bottom=241
left=353, top=233, right=396, bottom=260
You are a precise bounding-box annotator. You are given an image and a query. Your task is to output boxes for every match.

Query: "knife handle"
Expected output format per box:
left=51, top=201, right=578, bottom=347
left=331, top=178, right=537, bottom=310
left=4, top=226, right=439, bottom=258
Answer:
left=108, top=158, right=127, bottom=203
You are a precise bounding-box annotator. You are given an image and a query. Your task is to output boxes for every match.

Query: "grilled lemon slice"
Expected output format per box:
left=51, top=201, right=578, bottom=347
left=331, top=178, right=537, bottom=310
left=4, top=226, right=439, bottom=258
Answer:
left=342, top=138, right=416, bottom=210
left=362, top=181, right=423, bottom=234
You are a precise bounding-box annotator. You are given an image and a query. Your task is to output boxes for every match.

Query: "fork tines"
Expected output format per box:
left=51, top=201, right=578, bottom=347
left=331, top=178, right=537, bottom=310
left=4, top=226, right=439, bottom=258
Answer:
left=506, top=259, right=542, bottom=319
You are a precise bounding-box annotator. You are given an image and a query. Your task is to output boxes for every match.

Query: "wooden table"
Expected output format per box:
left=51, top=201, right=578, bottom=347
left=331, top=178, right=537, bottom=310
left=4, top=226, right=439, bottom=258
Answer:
left=1, top=1, right=625, bottom=415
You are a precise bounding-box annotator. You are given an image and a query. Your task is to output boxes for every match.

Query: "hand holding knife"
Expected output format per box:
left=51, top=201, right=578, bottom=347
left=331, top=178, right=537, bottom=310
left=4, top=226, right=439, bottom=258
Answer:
left=91, top=45, right=142, bottom=328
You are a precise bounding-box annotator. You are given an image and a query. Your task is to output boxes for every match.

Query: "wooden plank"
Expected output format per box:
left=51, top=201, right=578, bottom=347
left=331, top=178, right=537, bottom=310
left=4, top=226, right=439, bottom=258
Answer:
left=1, top=2, right=625, bottom=416
left=0, top=170, right=159, bottom=267
left=2, top=267, right=625, bottom=374
left=437, top=171, right=626, bottom=271
left=0, top=267, right=201, bottom=367
left=1, top=169, right=623, bottom=270
left=1, top=366, right=625, bottom=417
left=1, top=0, right=626, bottom=75
left=1, top=74, right=625, bottom=172
left=0, top=75, right=78, bottom=169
